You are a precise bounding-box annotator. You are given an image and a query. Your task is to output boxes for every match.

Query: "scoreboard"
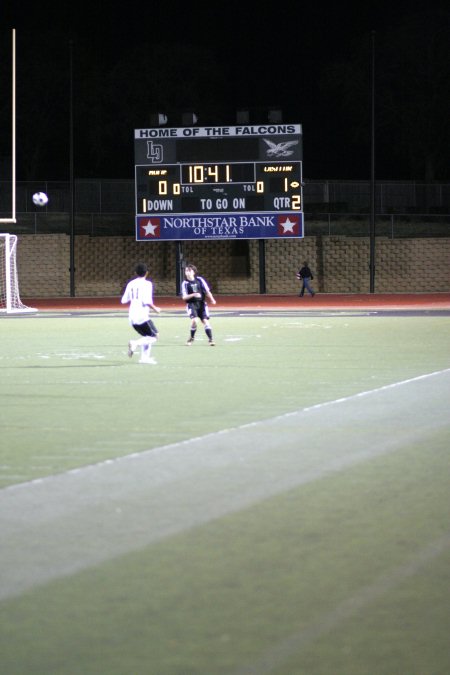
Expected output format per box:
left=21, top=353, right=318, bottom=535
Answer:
left=134, top=124, right=303, bottom=241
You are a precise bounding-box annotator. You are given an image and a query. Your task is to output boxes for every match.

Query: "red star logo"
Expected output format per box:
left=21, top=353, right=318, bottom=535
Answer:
left=277, top=215, right=299, bottom=236
left=139, top=218, right=160, bottom=238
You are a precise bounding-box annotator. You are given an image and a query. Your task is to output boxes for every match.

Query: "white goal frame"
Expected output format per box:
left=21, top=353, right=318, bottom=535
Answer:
left=0, top=29, right=16, bottom=225
left=0, top=233, right=36, bottom=314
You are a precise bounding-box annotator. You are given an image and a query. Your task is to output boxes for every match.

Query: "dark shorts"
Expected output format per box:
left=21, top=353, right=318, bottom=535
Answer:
left=186, top=301, right=209, bottom=321
left=132, top=319, right=158, bottom=338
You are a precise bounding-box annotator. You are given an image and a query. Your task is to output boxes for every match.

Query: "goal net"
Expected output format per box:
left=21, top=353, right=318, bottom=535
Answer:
left=0, top=234, right=37, bottom=314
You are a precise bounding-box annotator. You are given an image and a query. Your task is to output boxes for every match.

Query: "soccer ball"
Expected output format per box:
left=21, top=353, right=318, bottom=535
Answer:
left=32, top=192, right=49, bottom=207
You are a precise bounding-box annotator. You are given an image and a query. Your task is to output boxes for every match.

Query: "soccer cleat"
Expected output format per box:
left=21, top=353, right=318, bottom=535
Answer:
left=127, top=340, right=135, bottom=358
left=186, top=337, right=194, bottom=345
left=209, top=339, right=215, bottom=346
left=139, top=357, right=157, bottom=365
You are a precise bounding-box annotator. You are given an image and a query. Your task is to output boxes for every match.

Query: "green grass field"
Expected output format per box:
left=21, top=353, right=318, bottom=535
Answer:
left=1, top=308, right=449, bottom=674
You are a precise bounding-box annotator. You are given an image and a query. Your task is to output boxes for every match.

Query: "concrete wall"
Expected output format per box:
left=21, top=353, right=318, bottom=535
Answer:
left=16, top=234, right=450, bottom=298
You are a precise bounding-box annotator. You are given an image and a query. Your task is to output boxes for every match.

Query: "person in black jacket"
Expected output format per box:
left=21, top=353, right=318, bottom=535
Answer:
left=297, top=261, right=315, bottom=297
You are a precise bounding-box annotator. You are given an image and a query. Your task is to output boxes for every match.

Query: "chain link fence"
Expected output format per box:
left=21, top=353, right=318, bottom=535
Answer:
left=1, top=179, right=449, bottom=237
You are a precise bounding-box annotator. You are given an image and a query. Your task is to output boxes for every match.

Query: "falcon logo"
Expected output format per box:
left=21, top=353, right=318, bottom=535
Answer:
left=263, top=139, right=299, bottom=157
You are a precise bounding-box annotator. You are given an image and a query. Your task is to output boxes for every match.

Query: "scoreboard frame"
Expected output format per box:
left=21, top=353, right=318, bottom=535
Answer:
left=134, top=124, right=304, bottom=241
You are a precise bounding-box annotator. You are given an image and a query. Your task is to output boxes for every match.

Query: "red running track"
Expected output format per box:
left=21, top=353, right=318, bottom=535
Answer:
left=24, top=293, right=450, bottom=312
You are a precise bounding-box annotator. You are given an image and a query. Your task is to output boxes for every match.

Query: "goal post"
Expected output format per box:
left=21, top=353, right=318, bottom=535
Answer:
left=0, top=233, right=36, bottom=314
left=0, top=29, right=17, bottom=225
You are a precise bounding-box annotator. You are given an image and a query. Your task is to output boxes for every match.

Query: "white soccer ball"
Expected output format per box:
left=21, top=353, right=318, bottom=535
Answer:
left=32, top=192, right=49, bottom=207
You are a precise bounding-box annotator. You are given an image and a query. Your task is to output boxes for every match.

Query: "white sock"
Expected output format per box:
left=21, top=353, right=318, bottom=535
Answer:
left=140, top=344, right=152, bottom=360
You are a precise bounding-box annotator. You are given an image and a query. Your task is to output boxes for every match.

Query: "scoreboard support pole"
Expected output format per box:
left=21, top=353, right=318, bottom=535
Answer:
left=258, top=240, right=266, bottom=294
left=175, top=241, right=184, bottom=295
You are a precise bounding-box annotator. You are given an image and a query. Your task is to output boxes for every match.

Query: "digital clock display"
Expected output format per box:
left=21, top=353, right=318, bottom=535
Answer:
left=134, top=124, right=304, bottom=241
left=181, top=163, right=254, bottom=184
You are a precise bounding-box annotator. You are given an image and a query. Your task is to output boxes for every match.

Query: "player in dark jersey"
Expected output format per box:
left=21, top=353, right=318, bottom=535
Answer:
left=181, top=264, right=216, bottom=346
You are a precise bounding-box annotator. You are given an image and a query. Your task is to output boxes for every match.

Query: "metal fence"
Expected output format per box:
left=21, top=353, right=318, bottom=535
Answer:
left=1, top=180, right=449, bottom=237
left=305, top=180, right=450, bottom=214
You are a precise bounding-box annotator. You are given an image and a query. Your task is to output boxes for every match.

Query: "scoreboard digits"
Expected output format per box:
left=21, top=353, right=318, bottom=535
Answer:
left=138, top=161, right=302, bottom=213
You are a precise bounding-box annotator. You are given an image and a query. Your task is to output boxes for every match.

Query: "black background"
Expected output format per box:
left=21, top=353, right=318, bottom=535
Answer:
left=2, top=1, right=449, bottom=181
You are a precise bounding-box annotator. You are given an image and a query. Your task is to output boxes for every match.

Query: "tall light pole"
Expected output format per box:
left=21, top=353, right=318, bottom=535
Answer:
left=369, top=30, right=376, bottom=293
left=69, top=39, right=75, bottom=297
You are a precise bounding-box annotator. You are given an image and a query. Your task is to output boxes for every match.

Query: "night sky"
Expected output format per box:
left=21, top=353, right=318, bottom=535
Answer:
left=2, top=1, right=450, bottom=181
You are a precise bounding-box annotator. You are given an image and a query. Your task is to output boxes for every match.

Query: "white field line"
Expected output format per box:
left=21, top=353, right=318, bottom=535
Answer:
left=4, top=367, right=450, bottom=494
left=0, top=368, right=449, bottom=601
left=230, top=531, right=450, bottom=675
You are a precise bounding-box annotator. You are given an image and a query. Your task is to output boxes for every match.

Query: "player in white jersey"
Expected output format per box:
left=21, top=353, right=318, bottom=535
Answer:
left=121, top=263, right=161, bottom=364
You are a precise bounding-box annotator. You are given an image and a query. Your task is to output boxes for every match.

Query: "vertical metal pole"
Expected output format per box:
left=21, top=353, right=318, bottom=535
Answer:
left=12, top=29, right=16, bottom=223
left=175, top=241, right=184, bottom=295
left=369, top=30, right=376, bottom=293
left=5, top=234, right=12, bottom=311
left=258, top=239, right=266, bottom=294
left=69, top=40, right=75, bottom=297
